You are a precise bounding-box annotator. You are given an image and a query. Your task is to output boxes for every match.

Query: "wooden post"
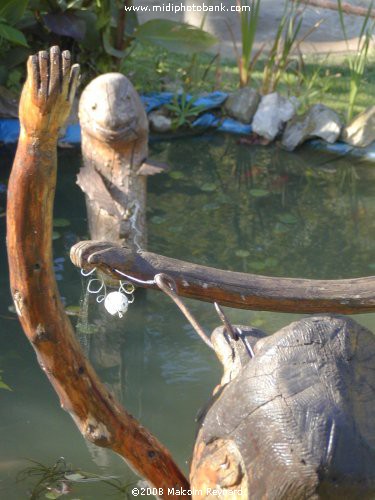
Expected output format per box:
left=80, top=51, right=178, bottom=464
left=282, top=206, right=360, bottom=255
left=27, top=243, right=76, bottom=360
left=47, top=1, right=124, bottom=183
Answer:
left=78, top=73, right=149, bottom=250
left=6, top=47, right=190, bottom=498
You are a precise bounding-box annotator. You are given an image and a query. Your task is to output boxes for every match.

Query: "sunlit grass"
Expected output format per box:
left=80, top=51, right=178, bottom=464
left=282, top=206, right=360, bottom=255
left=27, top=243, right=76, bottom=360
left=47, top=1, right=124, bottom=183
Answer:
left=122, top=44, right=375, bottom=122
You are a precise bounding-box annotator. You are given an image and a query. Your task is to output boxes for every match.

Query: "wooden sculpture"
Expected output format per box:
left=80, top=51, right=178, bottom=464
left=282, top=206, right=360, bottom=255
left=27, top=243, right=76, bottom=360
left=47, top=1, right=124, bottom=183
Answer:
left=6, top=47, right=189, bottom=499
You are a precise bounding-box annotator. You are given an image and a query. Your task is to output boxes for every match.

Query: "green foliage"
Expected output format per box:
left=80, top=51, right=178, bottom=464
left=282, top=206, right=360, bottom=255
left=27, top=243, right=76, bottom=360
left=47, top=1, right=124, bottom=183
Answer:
left=337, top=0, right=374, bottom=122
left=134, top=19, right=217, bottom=54
left=0, top=0, right=217, bottom=91
left=0, top=0, right=28, bottom=47
left=0, top=22, right=28, bottom=47
left=166, top=93, right=207, bottom=129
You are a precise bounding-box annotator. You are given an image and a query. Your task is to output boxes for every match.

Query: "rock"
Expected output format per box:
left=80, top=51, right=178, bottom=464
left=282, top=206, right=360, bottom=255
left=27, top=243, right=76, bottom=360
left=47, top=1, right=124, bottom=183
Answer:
left=252, top=92, right=299, bottom=141
left=282, top=104, right=342, bottom=151
left=191, top=315, right=375, bottom=500
left=341, top=105, right=375, bottom=148
left=223, top=87, right=260, bottom=123
left=149, top=110, right=172, bottom=133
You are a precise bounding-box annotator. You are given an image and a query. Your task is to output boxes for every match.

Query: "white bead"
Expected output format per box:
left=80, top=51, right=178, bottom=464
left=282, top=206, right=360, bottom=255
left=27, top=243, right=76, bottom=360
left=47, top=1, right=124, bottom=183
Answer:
left=104, top=291, right=129, bottom=317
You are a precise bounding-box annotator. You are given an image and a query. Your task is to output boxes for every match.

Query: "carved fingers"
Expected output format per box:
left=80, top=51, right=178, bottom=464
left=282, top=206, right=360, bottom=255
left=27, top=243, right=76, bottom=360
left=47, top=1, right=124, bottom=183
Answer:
left=21, top=46, right=80, bottom=137
left=27, top=47, right=80, bottom=104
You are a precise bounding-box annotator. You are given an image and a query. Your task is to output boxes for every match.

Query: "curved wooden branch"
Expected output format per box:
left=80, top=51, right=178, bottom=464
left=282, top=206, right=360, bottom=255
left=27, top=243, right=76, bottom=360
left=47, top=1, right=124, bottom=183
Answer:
left=6, top=47, right=189, bottom=499
left=71, top=241, right=375, bottom=314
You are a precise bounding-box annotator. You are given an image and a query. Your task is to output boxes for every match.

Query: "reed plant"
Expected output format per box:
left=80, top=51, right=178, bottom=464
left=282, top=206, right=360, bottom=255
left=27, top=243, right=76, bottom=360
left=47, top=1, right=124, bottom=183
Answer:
left=337, top=0, right=374, bottom=122
left=228, top=0, right=262, bottom=87
left=261, top=1, right=322, bottom=95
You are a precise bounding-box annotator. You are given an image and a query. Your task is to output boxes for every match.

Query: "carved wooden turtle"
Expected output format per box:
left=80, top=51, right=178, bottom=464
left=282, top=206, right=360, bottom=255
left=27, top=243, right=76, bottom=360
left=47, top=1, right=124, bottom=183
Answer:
left=190, top=315, right=375, bottom=499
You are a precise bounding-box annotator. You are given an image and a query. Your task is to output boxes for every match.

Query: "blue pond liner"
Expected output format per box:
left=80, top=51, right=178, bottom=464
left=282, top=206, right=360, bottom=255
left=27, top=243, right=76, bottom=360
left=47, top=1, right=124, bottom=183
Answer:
left=0, top=91, right=374, bottom=161
left=0, top=119, right=20, bottom=144
left=309, top=138, right=375, bottom=161
left=140, top=90, right=228, bottom=113
left=0, top=118, right=81, bottom=144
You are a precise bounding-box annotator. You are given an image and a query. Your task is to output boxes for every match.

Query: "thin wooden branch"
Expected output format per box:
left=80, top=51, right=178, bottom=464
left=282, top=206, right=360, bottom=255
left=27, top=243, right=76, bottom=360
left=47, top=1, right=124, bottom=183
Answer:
left=71, top=241, right=375, bottom=315
left=6, top=47, right=190, bottom=499
left=290, top=0, right=375, bottom=18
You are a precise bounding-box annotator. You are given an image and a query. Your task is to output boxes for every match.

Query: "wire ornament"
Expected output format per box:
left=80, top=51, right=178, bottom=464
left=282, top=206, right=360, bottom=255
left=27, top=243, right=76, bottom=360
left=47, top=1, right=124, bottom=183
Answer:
left=81, top=268, right=135, bottom=318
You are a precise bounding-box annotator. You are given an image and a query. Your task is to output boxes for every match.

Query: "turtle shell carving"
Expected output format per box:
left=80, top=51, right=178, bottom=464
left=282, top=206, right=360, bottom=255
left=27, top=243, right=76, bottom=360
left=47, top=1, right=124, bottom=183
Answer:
left=191, top=315, right=375, bottom=499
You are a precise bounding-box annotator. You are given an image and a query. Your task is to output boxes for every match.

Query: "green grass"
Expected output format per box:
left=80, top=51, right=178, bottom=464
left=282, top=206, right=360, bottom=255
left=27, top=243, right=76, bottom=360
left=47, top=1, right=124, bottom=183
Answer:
left=122, top=43, right=375, bottom=122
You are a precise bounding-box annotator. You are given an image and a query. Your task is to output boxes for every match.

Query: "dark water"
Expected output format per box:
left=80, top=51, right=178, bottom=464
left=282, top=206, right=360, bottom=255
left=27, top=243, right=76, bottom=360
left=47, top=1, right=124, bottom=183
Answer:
left=0, top=135, right=374, bottom=498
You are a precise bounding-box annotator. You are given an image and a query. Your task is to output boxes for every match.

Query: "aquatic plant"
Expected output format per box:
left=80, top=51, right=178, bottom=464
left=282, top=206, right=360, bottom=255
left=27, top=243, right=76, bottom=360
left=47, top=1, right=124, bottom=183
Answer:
left=17, top=457, right=134, bottom=499
left=166, top=93, right=207, bottom=129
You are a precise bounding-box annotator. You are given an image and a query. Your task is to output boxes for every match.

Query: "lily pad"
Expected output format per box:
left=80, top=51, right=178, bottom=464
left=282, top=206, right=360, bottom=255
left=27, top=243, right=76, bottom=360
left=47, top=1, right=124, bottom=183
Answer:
left=150, top=215, right=166, bottom=224
left=201, top=183, right=216, bottom=192
left=76, top=323, right=99, bottom=335
left=202, top=202, right=220, bottom=212
left=235, top=249, right=250, bottom=258
left=250, top=261, right=266, bottom=272
left=265, top=257, right=279, bottom=267
left=65, top=305, right=81, bottom=317
left=277, top=213, right=298, bottom=224
left=64, top=473, right=86, bottom=482
left=274, top=222, right=289, bottom=234
left=52, top=231, right=61, bottom=240
left=249, top=188, right=269, bottom=198
left=169, top=170, right=185, bottom=180
left=0, top=380, right=11, bottom=391
left=53, top=218, right=71, bottom=227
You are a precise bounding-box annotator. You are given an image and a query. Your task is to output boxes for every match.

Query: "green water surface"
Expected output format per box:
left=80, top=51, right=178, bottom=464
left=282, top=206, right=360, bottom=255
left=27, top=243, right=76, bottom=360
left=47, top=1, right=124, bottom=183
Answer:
left=0, top=135, right=374, bottom=499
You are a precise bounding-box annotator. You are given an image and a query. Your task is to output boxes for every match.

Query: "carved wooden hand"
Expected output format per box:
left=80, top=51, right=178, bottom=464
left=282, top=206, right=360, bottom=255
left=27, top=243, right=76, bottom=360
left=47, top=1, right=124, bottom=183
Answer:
left=19, top=46, right=80, bottom=140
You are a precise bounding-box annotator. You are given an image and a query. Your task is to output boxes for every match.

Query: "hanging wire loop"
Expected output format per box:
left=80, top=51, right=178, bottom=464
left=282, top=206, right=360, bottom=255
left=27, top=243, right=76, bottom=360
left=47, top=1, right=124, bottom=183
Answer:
left=113, top=268, right=157, bottom=286
left=154, top=273, right=214, bottom=351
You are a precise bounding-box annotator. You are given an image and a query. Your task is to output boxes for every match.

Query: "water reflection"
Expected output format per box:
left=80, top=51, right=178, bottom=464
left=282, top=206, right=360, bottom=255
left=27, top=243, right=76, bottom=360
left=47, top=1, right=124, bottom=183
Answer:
left=0, top=136, right=374, bottom=498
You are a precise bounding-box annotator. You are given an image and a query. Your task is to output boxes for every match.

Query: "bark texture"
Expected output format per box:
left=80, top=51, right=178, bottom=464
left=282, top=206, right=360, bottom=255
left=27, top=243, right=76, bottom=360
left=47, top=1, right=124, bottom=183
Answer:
left=6, top=48, right=189, bottom=499
left=191, top=316, right=375, bottom=499
left=78, top=73, right=149, bottom=250
left=70, top=241, right=375, bottom=314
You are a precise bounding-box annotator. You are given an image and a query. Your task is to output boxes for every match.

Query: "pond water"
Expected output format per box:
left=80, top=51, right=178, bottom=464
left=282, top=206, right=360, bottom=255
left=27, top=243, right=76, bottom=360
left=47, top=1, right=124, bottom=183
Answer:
left=0, top=135, right=375, bottom=498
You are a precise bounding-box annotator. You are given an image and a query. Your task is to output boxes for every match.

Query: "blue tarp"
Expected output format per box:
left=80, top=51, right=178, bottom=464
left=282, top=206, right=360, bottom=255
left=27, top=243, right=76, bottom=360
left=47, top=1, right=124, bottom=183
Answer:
left=192, top=113, right=252, bottom=135
left=0, top=119, right=81, bottom=144
left=309, top=139, right=375, bottom=161
left=0, top=119, right=19, bottom=144
left=140, top=90, right=228, bottom=113
left=1, top=91, right=374, bottom=161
